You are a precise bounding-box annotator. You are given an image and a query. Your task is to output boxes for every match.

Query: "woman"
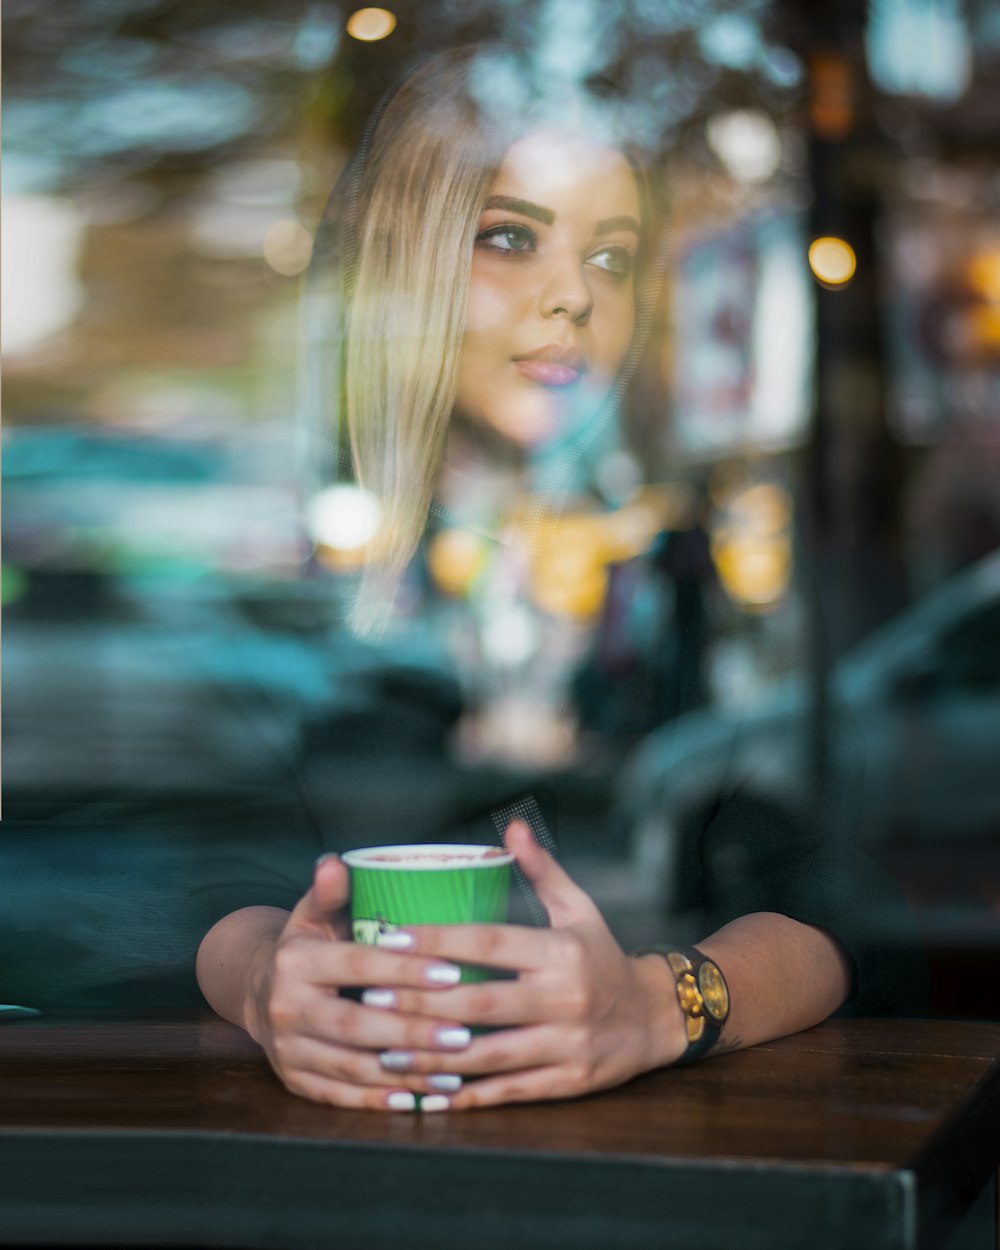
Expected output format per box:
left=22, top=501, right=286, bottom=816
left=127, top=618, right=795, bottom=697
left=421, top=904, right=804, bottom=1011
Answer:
left=196, top=46, right=857, bottom=1111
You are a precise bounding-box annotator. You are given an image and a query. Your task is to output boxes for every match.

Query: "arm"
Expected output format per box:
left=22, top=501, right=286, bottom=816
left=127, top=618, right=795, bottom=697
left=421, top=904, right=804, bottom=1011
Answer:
left=645, top=910, right=852, bottom=1059
left=196, top=906, right=288, bottom=1041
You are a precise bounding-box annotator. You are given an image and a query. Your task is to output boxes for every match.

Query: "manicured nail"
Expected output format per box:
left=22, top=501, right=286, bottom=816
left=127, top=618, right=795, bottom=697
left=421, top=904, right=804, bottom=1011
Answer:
left=379, top=1050, right=413, bottom=1072
left=433, top=1026, right=471, bottom=1050
left=425, top=963, right=461, bottom=986
left=362, top=988, right=397, bottom=1009
left=386, top=1091, right=416, bottom=1112
left=427, top=1074, right=462, bottom=1093
left=420, top=1094, right=451, bottom=1113
left=377, top=931, right=415, bottom=951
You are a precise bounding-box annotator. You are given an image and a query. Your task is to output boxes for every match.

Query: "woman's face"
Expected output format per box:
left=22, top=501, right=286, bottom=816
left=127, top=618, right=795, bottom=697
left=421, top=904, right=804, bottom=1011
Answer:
left=455, top=131, right=642, bottom=450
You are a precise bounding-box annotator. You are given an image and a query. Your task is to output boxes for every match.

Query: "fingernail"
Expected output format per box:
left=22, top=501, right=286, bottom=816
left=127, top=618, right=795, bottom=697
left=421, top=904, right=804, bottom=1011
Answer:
left=315, top=853, right=339, bottom=866
left=425, top=962, right=461, bottom=986
left=386, top=1091, right=416, bottom=1112
left=420, top=1094, right=451, bottom=1113
left=433, top=1026, right=471, bottom=1050
left=379, top=1050, right=414, bottom=1072
left=377, top=931, right=414, bottom=951
left=427, top=1073, right=462, bottom=1093
left=362, top=988, right=397, bottom=1009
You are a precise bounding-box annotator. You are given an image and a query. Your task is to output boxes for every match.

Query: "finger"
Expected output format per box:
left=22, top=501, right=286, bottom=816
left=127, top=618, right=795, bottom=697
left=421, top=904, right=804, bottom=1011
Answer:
left=388, top=921, right=561, bottom=973
left=274, top=934, right=467, bottom=994
left=367, top=978, right=555, bottom=1028
left=279, top=1066, right=426, bottom=1112
left=504, top=820, right=602, bottom=929
left=393, top=1025, right=561, bottom=1078
left=283, top=855, right=350, bottom=939
left=288, top=992, right=475, bottom=1055
left=449, top=1063, right=584, bottom=1109
left=281, top=1036, right=466, bottom=1096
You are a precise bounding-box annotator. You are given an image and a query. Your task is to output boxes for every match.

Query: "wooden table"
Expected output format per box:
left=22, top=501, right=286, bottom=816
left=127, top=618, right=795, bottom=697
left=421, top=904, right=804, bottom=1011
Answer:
left=1, top=1016, right=998, bottom=1250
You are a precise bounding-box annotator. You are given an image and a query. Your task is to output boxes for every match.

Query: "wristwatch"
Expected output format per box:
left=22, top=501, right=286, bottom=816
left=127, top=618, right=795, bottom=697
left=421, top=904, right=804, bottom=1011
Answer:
left=633, top=945, right=730, bottom=1066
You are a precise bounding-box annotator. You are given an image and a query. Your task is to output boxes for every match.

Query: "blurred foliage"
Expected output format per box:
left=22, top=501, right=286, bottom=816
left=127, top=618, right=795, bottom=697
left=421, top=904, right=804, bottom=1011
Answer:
left=3, top=0, right=317, bottom=188
left=3, top=0, right=808, bottom=198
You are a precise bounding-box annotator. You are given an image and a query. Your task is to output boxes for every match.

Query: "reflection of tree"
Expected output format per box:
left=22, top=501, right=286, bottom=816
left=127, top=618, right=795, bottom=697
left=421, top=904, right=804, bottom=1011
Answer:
left=4, top=0, right=803, bottom=186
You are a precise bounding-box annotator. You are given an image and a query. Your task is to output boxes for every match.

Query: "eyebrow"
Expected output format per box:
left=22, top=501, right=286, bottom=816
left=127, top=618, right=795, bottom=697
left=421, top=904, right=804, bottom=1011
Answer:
left=484, top=196, right=641, bottom=238
left=484, top=196, right=554, bottom=225
left=595, top=214, right=641, bottom=236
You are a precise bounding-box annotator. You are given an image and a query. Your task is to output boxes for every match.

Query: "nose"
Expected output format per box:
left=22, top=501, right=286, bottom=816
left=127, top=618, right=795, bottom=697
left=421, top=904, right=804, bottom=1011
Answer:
left=539, top=254, right=592, bottom=326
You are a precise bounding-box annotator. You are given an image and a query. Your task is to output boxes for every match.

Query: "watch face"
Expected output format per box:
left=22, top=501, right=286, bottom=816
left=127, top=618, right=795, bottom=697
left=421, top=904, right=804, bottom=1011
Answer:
left=697, top=960, right=730, bottom=1023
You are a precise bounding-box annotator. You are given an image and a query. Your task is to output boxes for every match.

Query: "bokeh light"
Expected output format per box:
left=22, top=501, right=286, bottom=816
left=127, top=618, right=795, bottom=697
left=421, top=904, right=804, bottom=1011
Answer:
left=808, top=236, right=857, bottom=288
left=706, top=110, right=782, bottom=183
left=711, top=482, right=794, bottom=610
left=1, top=195, right=84, bottom=355
left=427, top=529, right=489, bottom=598
left=305, top=484, right=381, bottom=552
left=346, top=8, right=397, bottom=42
left=262, top=219, right=314, bottom=276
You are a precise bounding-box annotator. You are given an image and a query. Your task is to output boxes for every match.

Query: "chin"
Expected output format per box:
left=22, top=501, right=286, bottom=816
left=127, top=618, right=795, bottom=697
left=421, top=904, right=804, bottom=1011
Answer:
left=490, top=413, right=562, bottom=451
left=497, top=384, right=603, bottom=448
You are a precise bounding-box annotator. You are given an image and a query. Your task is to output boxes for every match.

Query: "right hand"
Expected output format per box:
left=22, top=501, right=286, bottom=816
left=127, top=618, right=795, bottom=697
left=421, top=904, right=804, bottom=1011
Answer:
left=248, top=855, right=473, bottom=1110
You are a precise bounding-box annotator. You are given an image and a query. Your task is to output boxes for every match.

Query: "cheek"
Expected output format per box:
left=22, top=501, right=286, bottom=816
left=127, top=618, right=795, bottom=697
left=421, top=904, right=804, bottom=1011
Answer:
left=464, top=267, right=519, bottom=337
left=593, top=296, right=635, bottom=377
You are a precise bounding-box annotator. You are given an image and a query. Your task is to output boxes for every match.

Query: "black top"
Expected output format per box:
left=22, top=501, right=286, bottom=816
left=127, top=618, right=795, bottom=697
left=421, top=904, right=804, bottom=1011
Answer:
left=1, top=596, right=925, bottom=1017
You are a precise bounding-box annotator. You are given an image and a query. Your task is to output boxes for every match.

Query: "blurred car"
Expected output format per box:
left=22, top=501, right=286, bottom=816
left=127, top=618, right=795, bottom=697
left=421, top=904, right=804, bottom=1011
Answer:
left=1, top=425, right=537, bottom=1012
left=621, top=549, right=1000, bottom=914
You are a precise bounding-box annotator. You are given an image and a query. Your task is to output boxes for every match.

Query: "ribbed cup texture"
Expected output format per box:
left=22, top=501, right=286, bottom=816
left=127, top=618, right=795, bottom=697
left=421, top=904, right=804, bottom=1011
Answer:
left=351, top=864, right=512, bottom=983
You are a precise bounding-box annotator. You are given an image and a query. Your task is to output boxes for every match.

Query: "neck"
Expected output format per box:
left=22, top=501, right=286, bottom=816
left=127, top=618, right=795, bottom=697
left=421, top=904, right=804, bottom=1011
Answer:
left=437, top=418, right=531, bottom=540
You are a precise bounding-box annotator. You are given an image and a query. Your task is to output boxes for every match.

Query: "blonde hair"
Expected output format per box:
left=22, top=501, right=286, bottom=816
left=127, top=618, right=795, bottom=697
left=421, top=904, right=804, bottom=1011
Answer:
left=344, top=52, right=502, bottom=635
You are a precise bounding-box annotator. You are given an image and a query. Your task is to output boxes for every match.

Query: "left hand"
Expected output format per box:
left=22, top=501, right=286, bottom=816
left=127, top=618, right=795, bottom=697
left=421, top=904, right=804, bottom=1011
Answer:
left=363, top=820, right=686, bottom=1108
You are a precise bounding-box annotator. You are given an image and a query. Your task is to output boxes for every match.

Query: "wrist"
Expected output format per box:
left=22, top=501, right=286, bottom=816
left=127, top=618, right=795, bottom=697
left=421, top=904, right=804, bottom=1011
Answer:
left=633, top=945, right=731, bottom=1068
left=633, top=953, right=689, bottom=1070
left=243, top=929, right=283, bottom=1045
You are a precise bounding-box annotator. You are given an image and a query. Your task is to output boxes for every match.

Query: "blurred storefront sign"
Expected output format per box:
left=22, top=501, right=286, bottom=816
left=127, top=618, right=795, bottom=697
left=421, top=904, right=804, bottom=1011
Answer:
left=672, top=213, right=813, bottom=460
left=883, top=212, right=1000, bottom=444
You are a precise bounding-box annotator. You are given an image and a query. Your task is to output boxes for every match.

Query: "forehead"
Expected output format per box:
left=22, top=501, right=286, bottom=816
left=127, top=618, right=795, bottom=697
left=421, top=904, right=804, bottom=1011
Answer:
left=490, top=130, right=641, bottom=220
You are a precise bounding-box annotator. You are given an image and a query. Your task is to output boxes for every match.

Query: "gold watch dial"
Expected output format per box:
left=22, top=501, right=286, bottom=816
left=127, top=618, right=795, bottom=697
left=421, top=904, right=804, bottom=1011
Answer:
left=697, top=960, right=730, bottom=1022
left=676, top=971, right=703, bottom=1019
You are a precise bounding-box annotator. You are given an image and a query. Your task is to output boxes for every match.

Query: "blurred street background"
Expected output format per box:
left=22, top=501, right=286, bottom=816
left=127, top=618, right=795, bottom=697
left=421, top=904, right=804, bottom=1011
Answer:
left=3, top=0, right=999, bottom=1015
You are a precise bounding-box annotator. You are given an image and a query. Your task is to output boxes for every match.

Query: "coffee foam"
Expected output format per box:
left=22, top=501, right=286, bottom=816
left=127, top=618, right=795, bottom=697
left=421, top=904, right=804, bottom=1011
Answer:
left=343, top=844, right=514, bottom=870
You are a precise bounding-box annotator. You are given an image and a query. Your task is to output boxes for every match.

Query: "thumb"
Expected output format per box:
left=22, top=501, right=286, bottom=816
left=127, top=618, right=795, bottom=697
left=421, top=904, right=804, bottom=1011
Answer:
left=504, top=821, right=601, bottom=929
left=285, top=854, right=351, bottom=938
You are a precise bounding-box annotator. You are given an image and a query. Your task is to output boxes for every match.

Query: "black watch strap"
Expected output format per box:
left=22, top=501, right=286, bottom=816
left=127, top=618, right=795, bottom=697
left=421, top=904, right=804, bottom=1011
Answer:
left=633, top=945, right=730, bottom=1066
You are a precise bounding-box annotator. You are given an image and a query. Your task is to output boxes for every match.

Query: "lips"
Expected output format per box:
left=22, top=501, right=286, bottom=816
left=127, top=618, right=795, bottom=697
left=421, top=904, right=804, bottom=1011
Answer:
left=513, top=345, right=586, bottom=388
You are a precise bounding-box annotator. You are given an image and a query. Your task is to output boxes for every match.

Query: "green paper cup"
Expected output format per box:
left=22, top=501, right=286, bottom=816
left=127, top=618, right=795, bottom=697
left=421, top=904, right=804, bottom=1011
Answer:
left=343, top=844, right=514, bottom=984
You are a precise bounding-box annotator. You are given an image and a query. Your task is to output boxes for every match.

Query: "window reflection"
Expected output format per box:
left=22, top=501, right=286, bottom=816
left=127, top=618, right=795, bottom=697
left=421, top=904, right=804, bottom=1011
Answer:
left=2, top=0, right=998, bottom=1019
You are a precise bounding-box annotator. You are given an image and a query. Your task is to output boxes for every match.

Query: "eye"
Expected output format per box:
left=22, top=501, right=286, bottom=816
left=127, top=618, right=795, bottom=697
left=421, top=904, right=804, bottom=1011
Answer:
left=588, top=246, right=635, bottom=277
left=476, top=223, right=537, bottom=256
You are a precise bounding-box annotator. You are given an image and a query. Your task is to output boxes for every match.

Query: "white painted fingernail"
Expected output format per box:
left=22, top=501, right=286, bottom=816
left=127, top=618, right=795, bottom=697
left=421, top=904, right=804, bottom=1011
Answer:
left=386, top=1091, right=416, bottom=1112
left=362, top=988, right=397, bottom=1009
left=377, top=932, right=414, bottom=951
left=427, top=1073, right=462, bottom=1093
left=425, top=963, right=461, bottom=986
left=420, top=1094, right=451, bottom=1113
left=379, top=1050, right=413, bottom=1072
left=433, top=1026, right=471, bottom=1050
